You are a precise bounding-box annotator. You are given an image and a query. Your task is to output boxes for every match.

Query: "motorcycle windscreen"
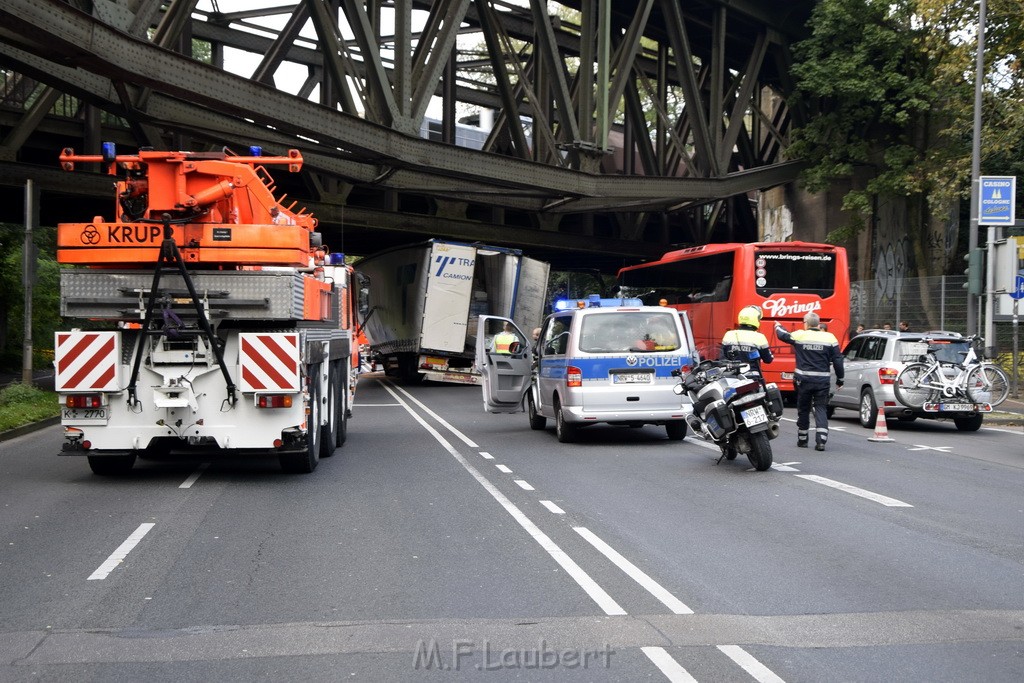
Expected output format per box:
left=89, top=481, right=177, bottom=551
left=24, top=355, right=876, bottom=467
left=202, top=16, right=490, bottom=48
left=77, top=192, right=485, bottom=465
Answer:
left=474, top=315, right=533, bottom=413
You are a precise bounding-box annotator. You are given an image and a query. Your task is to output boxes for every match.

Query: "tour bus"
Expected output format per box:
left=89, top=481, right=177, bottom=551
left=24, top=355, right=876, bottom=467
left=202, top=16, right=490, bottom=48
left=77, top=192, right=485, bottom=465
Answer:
left=617, top=242, right=850, bottom=393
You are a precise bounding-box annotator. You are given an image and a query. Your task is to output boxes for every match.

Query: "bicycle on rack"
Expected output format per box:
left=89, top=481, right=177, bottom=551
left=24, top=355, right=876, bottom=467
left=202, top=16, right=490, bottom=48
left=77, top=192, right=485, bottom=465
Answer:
left=893, top=335, right=1010, bottom=411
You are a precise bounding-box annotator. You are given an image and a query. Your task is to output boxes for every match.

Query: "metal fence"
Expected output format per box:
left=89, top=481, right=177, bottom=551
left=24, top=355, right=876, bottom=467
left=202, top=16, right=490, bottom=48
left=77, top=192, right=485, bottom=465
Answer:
left=851, top=276, right=970, bottom=335
left=852, top=275, right=1024, bottom=396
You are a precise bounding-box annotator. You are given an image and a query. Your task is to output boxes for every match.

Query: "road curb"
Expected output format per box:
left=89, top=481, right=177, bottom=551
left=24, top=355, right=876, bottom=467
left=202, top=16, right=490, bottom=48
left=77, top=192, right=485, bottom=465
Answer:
left=0, top=416, right=61, bottom=443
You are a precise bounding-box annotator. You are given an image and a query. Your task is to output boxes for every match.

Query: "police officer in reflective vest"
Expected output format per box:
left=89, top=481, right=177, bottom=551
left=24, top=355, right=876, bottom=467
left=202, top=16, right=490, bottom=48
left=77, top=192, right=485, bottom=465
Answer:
left=775, top=312, right=844, bottom=451
left=721, top=305, right=774, bottom=372
left=491, top=323, right=517, bottom=354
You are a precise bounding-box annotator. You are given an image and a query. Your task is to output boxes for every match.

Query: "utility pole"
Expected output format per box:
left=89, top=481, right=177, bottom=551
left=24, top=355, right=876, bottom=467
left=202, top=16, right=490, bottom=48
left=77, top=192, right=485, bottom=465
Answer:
left=967, top=0, right=986, bottom=337
left=22, top=179, right=39, bottom=386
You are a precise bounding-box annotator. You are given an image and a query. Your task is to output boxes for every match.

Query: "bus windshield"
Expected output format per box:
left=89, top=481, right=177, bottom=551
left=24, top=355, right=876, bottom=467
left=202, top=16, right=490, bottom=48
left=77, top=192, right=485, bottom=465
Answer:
left=755, top=251, right=836, bottom=296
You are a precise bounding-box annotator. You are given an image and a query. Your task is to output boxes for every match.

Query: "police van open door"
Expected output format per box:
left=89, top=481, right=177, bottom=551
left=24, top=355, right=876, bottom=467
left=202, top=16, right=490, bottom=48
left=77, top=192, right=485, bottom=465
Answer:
left=475, top=315, right=533, bottom=412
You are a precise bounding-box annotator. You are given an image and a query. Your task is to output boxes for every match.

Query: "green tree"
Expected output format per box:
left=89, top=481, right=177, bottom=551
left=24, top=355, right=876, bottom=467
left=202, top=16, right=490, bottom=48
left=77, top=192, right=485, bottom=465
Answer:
left=790, top=0, right=1024, bottom=274
left=0, top=224, right=62, bottom=370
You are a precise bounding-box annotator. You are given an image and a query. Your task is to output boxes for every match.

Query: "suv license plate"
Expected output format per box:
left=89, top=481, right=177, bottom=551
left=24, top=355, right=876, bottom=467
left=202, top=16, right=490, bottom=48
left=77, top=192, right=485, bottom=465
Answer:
left=613, top=372, right=652, bottom=384
left=741, top=405, right=768, bottom=426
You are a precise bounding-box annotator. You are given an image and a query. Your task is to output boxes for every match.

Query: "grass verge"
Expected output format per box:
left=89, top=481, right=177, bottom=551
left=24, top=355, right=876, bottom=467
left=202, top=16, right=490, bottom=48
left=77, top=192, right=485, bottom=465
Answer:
left=0, top=383, right=59, bottom=432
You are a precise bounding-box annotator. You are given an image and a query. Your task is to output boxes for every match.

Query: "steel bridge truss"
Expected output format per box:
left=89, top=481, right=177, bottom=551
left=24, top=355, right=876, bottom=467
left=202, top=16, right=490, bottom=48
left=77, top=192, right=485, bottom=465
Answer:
left=0, top=0, right=813, bottom=268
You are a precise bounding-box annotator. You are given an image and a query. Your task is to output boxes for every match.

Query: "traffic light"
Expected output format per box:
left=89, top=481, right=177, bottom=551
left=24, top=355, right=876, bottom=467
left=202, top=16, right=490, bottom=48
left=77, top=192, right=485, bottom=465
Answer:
left=963, top=247, right=985, bottom=296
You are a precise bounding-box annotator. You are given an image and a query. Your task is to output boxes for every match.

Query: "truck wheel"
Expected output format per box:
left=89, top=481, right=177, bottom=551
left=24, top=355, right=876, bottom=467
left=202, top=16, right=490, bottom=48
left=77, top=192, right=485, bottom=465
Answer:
left=320, top=362, right=339, bottom=458
left=280, top=363, right=321, bottom=473
left=88, top=453, right=137, bottom=475
left=527, top=392, right=547, bottom=430
left=336, top=371, right=349, bottom=447
left=665, top=421, right=687, bottom=440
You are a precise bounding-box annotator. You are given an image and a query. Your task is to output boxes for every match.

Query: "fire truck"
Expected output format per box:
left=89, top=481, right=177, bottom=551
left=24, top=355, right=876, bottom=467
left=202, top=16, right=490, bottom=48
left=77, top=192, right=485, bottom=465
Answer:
left=53, top=145, right=358, bottom=475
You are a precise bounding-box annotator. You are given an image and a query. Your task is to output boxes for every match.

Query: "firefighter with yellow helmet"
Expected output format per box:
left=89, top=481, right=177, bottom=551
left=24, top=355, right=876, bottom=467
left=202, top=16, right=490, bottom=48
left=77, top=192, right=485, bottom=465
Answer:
left=721, top=305, right=774, bottom=371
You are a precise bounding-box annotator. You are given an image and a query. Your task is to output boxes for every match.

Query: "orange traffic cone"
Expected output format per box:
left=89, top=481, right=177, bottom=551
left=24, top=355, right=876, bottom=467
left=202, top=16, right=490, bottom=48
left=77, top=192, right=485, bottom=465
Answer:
left=867, top=407, right=894, bottom=442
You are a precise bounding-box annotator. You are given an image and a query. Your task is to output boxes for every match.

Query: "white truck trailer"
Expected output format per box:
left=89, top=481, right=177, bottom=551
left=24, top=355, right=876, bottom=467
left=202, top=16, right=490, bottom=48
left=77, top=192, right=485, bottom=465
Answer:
left=356, top=239, right=549, bottom=384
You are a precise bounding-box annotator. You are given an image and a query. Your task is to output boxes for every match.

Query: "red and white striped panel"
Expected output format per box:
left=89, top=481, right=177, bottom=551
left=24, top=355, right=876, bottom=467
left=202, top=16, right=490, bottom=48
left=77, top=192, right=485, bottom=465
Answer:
left=238, top=333, right=301, bottom=392
left=54, top=331, right=121, bottom=392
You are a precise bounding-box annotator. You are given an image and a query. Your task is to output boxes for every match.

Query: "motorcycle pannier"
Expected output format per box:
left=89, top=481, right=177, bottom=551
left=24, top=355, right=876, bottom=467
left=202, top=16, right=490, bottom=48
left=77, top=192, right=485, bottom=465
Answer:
left=765, top=383, right=784, bottom=418
left=703, top=399, right=736, bottom=439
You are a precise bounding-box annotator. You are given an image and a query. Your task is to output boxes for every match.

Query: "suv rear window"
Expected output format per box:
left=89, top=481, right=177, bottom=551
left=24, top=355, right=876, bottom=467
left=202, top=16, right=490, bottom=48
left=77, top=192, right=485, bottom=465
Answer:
left=898, top=339, right=970, bottom=364
left=579, top=311, right=680, bottom=353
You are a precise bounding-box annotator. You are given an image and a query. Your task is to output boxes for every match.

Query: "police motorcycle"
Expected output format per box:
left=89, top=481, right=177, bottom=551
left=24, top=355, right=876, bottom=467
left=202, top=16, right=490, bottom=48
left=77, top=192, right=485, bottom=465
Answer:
left=672, top=358, right=784, bottom=471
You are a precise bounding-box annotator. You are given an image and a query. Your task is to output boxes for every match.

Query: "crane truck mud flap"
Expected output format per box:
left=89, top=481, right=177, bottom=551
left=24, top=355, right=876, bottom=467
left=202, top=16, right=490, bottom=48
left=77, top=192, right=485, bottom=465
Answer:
left=238, top=333, right=301, bottom=392
left=54, top=331, right=121, bottom=392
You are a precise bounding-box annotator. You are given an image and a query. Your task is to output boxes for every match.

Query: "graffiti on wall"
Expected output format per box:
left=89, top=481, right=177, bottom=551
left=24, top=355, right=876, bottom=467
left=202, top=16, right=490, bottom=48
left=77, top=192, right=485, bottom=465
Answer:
left=874, top=200, right=911, bottom=304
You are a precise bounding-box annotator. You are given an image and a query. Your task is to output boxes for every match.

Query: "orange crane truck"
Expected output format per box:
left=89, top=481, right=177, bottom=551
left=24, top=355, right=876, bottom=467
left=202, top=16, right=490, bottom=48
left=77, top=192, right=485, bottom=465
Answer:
left=54, top=144, right=358, bottom=474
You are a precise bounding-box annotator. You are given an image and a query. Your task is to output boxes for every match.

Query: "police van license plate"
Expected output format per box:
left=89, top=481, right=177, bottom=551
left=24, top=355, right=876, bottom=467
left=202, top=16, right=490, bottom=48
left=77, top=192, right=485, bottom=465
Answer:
left=740, top=405, right=768, bottom=426
left=613, top=372, right=653, bottom=384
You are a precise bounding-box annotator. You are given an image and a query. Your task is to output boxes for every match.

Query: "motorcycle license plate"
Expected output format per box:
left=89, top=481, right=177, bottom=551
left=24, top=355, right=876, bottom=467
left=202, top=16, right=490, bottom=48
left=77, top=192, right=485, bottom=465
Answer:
left=740, top=405, right=768, bottom=426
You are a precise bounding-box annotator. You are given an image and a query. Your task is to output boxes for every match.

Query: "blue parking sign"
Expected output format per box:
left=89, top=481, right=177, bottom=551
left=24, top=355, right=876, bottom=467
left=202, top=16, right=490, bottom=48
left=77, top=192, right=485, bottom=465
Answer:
left=980, top=176, right=1016, bottom=226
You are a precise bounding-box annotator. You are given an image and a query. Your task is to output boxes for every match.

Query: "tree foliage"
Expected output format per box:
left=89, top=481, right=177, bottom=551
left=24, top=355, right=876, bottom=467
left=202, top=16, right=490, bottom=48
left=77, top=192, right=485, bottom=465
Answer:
left=0, top=224, right=62, bottom=370
left=790, top=0, right=1024, bottom=267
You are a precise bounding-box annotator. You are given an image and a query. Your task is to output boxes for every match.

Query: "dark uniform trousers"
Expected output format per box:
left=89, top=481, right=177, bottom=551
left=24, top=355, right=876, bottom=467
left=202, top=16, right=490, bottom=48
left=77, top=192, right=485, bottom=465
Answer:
left=796, top=381, right=830, bottom=446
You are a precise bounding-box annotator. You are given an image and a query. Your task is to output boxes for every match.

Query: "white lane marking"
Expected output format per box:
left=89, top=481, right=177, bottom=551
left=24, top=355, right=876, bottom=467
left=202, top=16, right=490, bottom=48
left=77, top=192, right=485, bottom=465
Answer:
left=87, top=523, right=155, bottom=580
left=380, top=383, right=626, bottom=616
left=641, top=647, right=698, bottom=683
left=795, top=474, right=913, bottom=507
left=574, top=527, right=693, bottom=615
left=514, top=479, right=534, bottom=491
left=353, top=403, right=403, bottom=407
left=690, top=437, right=720, bottom=452
left=495, top=464, right=512, bottom=473
left=984, top=426, right=1024, bottom=434
left=179, top=463, right=209, bottom=489
left=539, top=500, right=565, bottom=514
left=718, top=645, right=787, bottom=683
left=771, top=462, right=800, bottom=472
left=907, top=444, right=952, bottom=452
left=479, top=451, right=495, bottom=460
left=384, top=381, right=479, bottom=448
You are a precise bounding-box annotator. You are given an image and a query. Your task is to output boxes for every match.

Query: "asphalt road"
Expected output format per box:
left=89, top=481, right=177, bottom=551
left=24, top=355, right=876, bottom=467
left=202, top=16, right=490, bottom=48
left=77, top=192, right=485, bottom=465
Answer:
left=1, top=371, right=1023, bottom=681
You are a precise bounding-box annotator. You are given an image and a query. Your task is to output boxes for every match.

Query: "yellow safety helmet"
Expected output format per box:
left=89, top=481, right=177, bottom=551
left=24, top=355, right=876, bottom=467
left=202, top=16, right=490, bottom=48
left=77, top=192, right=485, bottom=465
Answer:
left=737, top=305, right=763, bottom=328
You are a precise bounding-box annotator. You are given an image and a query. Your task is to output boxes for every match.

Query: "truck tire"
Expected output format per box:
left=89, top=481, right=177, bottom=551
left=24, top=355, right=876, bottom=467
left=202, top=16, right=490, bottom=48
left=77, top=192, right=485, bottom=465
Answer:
left=87, top=453, right=137, bottom=476
left=320, top=361, right=340, bottom=458
left=337, top=366, right=349, bottom=447
left=280, top=363, right=321, bottom=473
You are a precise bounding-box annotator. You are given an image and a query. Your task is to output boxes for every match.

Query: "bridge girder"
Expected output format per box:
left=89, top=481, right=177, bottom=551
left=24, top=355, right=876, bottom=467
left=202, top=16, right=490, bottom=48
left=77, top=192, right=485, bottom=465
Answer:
left=0, top=0, right=814, bottom=270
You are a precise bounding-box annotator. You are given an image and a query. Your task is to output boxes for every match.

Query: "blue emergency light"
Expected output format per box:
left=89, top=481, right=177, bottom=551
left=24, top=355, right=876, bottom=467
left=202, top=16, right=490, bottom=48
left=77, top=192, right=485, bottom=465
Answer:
left=552, top=295, right=644, bottom=310
left=249, top=145, right=263, bottom=157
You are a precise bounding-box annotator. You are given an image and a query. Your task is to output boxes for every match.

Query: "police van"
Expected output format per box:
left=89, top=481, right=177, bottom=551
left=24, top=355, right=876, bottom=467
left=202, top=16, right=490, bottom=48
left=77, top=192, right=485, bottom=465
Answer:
left=475, top=296, right=698, bottom=442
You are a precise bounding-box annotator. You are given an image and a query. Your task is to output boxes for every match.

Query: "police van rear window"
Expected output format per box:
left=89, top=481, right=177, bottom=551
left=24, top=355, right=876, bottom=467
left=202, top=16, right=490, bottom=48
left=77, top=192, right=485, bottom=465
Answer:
left=579, top=312, right=680, bottom=353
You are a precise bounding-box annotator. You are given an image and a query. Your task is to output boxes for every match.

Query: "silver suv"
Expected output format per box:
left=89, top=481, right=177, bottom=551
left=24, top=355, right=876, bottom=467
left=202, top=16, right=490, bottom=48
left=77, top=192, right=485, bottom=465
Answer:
left=828, top=329, right=987, bottom=431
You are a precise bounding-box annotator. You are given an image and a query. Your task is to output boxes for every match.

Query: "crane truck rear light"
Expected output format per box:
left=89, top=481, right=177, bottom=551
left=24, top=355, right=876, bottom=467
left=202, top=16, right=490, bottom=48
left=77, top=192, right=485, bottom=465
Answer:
left=65, top=394, right=102, bottom=409
left=566, top=366, right=582, bottom=387
left=257, top=394, right=293, bottom=409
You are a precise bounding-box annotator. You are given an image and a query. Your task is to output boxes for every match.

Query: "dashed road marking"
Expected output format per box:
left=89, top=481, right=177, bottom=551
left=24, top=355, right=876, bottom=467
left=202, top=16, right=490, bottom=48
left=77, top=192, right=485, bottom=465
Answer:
left=88, top=523, right=155, bottom=580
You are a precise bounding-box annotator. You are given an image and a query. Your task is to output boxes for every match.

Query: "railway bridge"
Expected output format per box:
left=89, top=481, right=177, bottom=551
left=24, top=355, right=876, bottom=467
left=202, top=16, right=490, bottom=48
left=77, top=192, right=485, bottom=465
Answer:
left=0, top=0, right=815, bottom=270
